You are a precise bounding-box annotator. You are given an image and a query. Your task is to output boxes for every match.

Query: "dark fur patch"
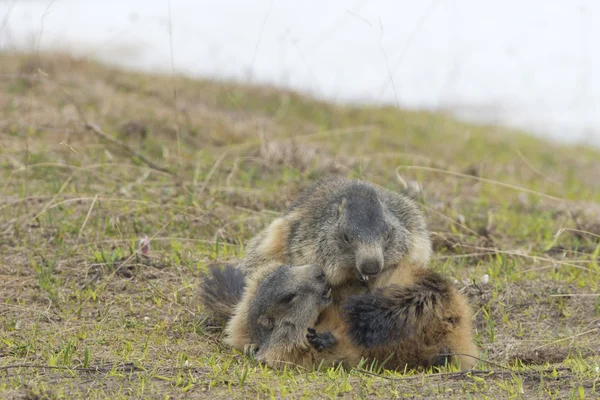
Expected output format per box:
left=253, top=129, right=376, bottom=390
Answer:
left=340, top=187, right=388, bottom=240
left=417, top=272, right=451, bottom=294
left=201, top=263, right=246, bottom=324
left=342, top=287, right=405, bottom=347
left=342, top=273, right=452, bottom=348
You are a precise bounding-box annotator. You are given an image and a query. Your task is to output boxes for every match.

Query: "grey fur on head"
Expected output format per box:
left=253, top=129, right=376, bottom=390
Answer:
left=247, top=264, right=330, bottom=350
left=285, top=176, right=430, bottom=286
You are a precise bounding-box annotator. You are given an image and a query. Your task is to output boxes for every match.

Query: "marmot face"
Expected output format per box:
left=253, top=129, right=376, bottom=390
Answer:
left=317, top=184, right=410, bottom=286
left=247, top=264, right=332, bottom=351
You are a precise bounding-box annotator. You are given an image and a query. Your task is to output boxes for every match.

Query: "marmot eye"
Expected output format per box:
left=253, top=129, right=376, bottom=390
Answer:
left=342, top=233, right=350, bottom=244
left=282, top=293, right=296, bottom=303
left=385, top=230, right=393, bottom=242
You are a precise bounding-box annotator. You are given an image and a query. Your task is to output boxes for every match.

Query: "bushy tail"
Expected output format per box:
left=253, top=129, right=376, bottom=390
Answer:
left=341, top=270, right=453, bottom=348
left=341, top=270, right=478, bottom=370
left=201, top=263, right=247, bottom=325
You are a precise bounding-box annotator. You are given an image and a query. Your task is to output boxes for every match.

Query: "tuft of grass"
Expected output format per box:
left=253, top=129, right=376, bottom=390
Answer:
left=0, top=51, right=599, bottom=399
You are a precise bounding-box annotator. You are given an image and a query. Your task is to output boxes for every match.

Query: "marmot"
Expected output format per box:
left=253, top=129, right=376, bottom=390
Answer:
left=202, top=263, right=361, bottom=369
left=237, top=175, right=478, bottom=371
left=202, top=262, right=458, bottom=370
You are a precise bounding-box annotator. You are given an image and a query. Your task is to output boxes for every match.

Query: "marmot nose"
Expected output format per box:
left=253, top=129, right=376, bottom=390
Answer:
left=359, top=259, right=382, bottom=276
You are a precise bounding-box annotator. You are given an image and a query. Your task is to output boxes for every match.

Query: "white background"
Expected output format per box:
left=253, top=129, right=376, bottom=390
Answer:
left=1, top=0, right=598, bottom=146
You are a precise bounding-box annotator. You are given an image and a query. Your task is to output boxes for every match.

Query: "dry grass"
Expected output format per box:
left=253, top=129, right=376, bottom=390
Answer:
left=1, top=51, right=599, bottom=399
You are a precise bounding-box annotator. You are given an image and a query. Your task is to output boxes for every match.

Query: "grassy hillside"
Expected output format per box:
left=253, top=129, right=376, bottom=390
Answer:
left=1, top=52, right=599, bottom=399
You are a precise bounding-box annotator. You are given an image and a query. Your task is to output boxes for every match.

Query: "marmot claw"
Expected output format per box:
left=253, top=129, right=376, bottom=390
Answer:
left=306, top=328, right=337, bottom=352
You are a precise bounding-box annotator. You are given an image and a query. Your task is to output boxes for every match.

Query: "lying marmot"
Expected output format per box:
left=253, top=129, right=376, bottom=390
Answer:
left=202, top=263, right=361, bottom=369
left=202, top=262, right=460, bottom=370
left=237, top=175, right=478, bottom=371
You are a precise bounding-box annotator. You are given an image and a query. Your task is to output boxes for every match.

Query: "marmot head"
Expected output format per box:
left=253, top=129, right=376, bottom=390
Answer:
left=247, top=264, right=332, bottom=352
left=317, top=183, right=414, bottom=285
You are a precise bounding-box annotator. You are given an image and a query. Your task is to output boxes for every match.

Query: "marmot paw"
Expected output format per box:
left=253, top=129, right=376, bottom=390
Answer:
left=307, top=328, right=337, bottom=352
left=243, top=343, right=259, bottom=358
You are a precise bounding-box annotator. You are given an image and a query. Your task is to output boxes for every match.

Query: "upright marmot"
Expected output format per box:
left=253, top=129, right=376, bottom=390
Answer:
left=237, top=175, right=478, bottom=371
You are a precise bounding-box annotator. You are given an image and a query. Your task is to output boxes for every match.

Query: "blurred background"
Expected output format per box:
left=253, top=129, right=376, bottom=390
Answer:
left=2, top=0, right=598, bottom=147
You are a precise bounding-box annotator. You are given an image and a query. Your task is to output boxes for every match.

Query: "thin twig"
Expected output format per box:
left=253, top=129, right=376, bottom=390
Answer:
left=248, top=0, right=274, bottom=81
left=554, top=227, right=600, bottom=241
left=515, top=147, right=558, bottom=184
left=56, top=87, right=175, bottom=175
left=358, top=367, right=568, bottom=382
left=532, top=328, right=599, bottom=351
left=358, top=353, right=571, bottom=383
left=75, top=193, right=98, bottom=246
left=452, top=243, right=598, bottom=274
left=167, top=0, right=182, bottom=167
left=84, top=123, right=174, bottom=176
left=32, top=174, right=73, bottom=222
left=0, top=363, right=140, bottom=373
left=376, top=0, right=440, bottom=99
left=396, top=165, right=564, bottom=202
left=0, top=363, right=209, bottom=374
left=199, top=151, right=228, bottom=194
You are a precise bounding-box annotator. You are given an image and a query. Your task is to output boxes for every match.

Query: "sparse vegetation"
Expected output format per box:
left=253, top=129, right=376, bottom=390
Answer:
left=1, top=52, right=599, bottom=399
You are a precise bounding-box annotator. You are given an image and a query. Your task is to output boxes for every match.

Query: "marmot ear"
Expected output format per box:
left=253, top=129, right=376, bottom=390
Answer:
left=257, top=315, right=273, bottom=329
left=337, top=198, right=346, bottom=217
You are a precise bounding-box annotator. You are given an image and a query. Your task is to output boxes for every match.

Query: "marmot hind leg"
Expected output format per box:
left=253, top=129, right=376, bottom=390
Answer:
left=342, top=268, right=478, bottom=371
